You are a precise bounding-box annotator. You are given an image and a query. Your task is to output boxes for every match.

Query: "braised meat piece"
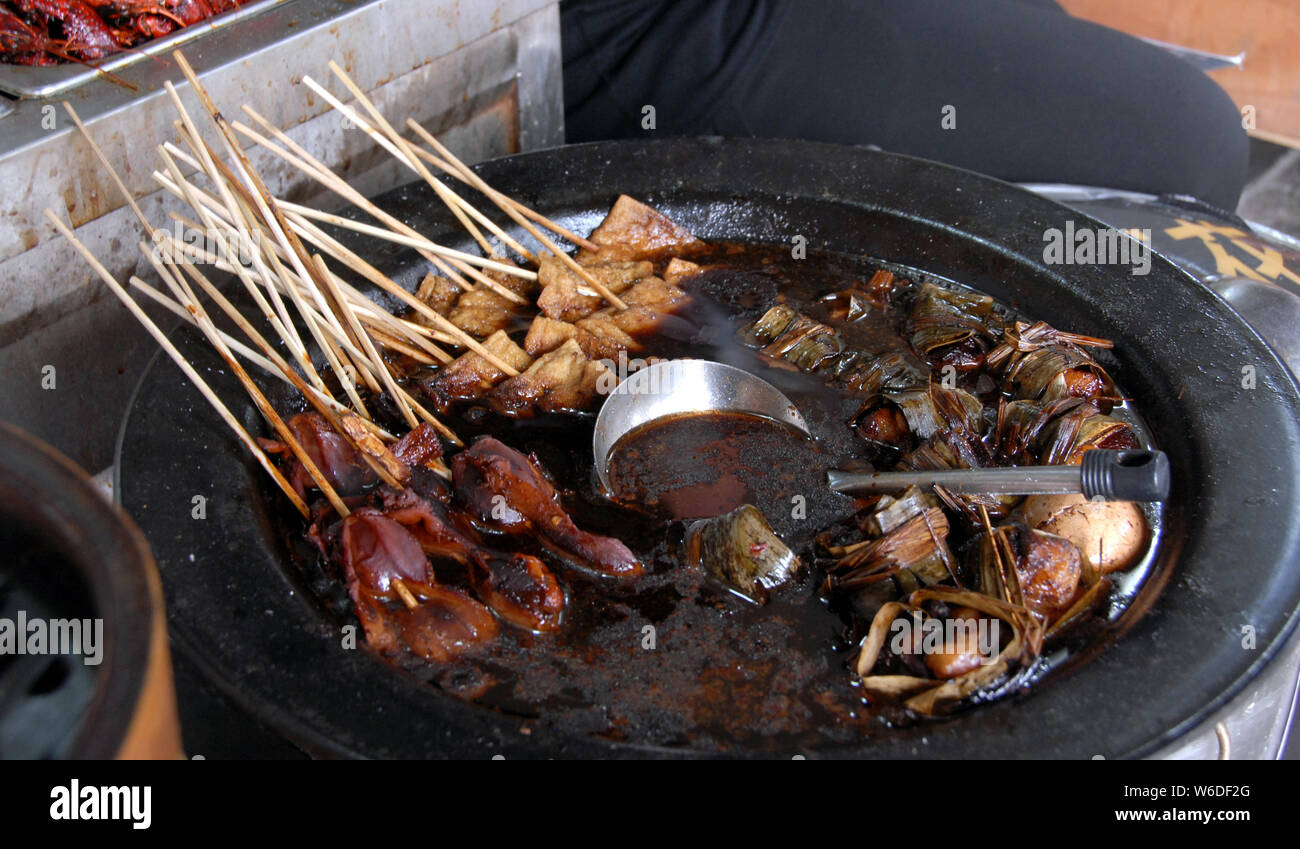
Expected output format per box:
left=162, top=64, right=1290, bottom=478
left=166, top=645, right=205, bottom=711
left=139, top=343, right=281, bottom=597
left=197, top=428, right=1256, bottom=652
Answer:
left=259, top=412, right=377, bottom=498
left=337, top=510, right=498, bottom=661
left=449, top=287, right=516, bottom=337
left=422, top=330, right=534, bottom=409
left=379, top=487, right=565, bottom=632
left=536, top=256, right=651, bottom=322
left=451, top=436, right=643, bottom=577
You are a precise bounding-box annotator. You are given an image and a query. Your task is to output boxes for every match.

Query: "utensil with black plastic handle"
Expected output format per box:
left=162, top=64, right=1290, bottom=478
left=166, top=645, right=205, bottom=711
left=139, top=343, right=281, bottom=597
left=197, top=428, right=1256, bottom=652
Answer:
left=827, top=449, right=1170, bottom=501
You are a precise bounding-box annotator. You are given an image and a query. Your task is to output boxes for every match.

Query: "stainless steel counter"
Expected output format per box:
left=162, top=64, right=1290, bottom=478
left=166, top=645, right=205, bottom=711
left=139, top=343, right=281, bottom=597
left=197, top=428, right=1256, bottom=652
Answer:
left=0, top=0, right=563, bottom=471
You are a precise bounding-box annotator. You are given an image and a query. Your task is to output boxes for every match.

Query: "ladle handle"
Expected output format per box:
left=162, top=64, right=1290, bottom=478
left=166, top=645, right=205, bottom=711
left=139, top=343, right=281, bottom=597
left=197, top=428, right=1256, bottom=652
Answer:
left=827, top=449, right=1169, bottom=502
left=1080, top=449, right=1170, bottom=502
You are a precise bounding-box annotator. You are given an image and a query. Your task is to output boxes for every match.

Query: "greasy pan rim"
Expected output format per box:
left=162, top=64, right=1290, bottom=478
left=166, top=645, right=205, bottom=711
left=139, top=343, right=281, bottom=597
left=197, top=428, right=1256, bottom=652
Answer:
left=118, top=138, right=1300, bottom=759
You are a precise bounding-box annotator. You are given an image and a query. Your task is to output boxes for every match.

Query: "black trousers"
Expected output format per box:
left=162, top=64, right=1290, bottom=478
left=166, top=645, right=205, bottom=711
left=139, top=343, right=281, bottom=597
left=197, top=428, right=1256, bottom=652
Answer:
left=562, top=0, right=1250, bottom=210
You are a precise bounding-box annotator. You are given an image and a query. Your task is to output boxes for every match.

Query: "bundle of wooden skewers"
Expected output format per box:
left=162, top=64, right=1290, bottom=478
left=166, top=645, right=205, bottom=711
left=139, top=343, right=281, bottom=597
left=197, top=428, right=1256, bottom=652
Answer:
left=47, top=49, right=630, bottom=522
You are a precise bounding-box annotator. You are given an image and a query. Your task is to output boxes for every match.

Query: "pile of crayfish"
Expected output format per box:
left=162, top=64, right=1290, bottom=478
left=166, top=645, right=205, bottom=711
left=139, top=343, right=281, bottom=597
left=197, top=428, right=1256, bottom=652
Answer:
left=1, top=0, right=248, bottom=65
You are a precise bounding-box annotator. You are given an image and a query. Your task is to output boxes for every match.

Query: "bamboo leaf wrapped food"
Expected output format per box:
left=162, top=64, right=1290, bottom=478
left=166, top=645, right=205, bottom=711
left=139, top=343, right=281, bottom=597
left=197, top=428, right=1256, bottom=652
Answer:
left=989, top=320, right=1120, bottom=411
left=908, top=282, right=999, bottom=373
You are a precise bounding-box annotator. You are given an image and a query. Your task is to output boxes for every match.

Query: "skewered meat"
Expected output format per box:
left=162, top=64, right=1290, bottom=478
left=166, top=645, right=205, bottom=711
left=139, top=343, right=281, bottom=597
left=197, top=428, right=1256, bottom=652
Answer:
left=379, top=487, right=564, bottom=632
left=449, top=287, right=516, bottom=338
left=415, top=272, right=464, bottom=317
left=340, top=509, right=431, bottom=594
left=663, top=257, right=702, bottom=286
left=451, top=436, right=643, bottom=577
left=390, top=421, right=445, bottom=471
left=523, top=315, right=580, bottom=357
left=572, top=313, right=638, bottom=360
left=524, top=276, right=690, bottom=360
left=338, top=510, right=498, bottom=662
left=259, top=412, right=377, bottom=498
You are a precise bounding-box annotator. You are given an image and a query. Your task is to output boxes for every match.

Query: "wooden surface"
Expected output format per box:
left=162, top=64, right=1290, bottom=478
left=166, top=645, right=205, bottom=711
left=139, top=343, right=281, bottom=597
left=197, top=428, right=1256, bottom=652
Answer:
left=1062, top=0, right=1300, bottom=148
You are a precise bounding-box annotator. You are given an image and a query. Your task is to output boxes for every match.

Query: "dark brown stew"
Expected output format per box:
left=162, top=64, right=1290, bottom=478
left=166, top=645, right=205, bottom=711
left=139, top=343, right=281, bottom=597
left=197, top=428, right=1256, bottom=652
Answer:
left=284, top=243, right=1159, bottom=751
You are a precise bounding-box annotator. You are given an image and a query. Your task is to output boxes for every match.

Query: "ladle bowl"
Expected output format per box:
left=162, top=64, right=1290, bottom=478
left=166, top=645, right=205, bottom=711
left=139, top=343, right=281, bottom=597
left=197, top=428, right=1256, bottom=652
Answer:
left=591, top=359, right=810, bottom=493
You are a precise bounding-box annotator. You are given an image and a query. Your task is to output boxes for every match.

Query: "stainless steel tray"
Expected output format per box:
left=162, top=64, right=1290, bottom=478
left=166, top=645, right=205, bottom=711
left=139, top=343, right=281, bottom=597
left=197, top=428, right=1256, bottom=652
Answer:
left=0, top=0, right=287, bottom=98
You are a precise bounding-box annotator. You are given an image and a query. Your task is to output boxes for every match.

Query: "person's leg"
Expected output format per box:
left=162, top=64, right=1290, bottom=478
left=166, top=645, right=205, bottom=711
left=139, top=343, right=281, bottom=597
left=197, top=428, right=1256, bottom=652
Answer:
left=561, top=0, right=1249, bottom=209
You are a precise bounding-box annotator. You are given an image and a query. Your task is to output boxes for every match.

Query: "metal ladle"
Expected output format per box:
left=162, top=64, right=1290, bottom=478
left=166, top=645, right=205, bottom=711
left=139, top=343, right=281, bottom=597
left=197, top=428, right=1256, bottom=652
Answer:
left=592, top=359, right=810, bottom=493
left=592, top=359, right=1170, bottom=503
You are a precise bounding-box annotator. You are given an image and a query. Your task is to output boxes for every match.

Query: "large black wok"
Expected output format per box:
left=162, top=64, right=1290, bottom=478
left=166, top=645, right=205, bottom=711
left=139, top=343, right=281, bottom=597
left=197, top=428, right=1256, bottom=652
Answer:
left=116, top=138, right=1300, bottom=758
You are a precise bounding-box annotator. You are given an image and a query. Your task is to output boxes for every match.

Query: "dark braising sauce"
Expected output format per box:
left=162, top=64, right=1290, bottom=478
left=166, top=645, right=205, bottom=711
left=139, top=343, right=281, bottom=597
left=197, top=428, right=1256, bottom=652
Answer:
left=607, top=412, right=824, bottom=521
left=291, top=244, right=1161, bottom=751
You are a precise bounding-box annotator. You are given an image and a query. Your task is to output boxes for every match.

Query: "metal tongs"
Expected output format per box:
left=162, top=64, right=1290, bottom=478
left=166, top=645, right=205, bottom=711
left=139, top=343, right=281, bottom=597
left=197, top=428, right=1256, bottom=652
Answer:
left=828, top=449, right=1170, bottom=502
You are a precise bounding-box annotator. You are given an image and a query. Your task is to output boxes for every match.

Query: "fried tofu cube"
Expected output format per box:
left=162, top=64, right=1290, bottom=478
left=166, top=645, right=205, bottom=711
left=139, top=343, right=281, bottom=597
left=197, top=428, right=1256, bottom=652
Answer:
left=574, top=314, right=638, bottom=360
left=423, top=330, right=533, bottom=407
left=663, top=257, right=702, bottom=285
left=449, top=288, right=515, bottom=338
left=536, top=256, right=650, bottom=322
left=620, top=276, right=688, bottom=311
left=415, top=273, right=464, bottom=318
left=489, top=338, right=612, bottom=416
left=577, top=195, right=705, bottom=263
left=523, top=315, right=579, bottom=357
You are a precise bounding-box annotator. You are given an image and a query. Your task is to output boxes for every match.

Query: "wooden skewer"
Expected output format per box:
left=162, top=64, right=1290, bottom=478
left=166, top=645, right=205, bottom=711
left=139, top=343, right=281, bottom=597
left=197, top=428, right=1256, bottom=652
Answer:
left=311, top=253, right=418, bottom=429
left=303, top=79, right=596, bottom=254
left=63, top=101, right=154, bottom=238
left=312, top=67, right=539, bottom=266
left=169, top=57, right=374, bottom=395
left=217, top=119, right=523, bottom=375
left=60, top=96, right=388, bottom=498
left=45, top=210, right=310, bottom=518
left=232, top=108, right=473, bottom=282
left=391, top=578, right=420, bottom=610
left=164, top=65, right=378, bottom=420
left=160, top=140, right=370, bottom=416
left=159, top=198, right=456, bottom=369
left=162, top=83, right=325, bottom=392
left=126, top=274, right=396, bottom=439
left=364, top=324, right=435, bottom=364
left=162, top=133, right=536, bottom=283
left=301, top=73, right=541, bottom=264
left=408, top=120, right=628, bottom=311
left=153, top=234, right=410, bottom=487
left=404, top=139, right=600, bottom=253
left=279, top=201, right=536, bottom=280
left=233, top=110, right=527, bottom=306
left=280, top=212, right=459, bottom=362
left=157, top=161, right=459, bottom=362
left=66, top=94, right=394, bottom=452
left=155, top=221, right=463, bottom=447
left=146, top=241, right=353, bottom=515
